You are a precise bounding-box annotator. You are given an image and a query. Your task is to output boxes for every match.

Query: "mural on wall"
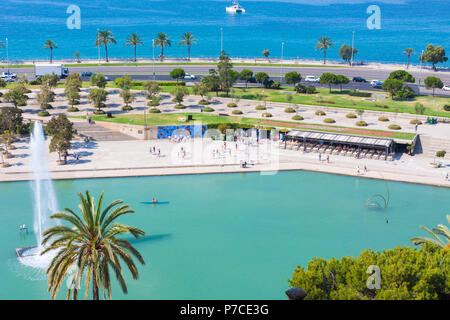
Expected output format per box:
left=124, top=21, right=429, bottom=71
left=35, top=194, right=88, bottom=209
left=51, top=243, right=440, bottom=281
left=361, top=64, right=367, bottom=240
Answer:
left=157, top=125, right=207, bottom=139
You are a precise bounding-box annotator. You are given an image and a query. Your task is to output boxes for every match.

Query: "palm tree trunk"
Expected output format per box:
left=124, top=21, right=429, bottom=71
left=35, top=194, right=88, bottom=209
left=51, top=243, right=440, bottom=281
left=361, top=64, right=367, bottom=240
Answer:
left=92, top=270, right=99, bottom=300
left=188, top=45, right=191, bottom=61
left=50, top=49, right=53, bottom=64
left=323, top=49, right=326, bottom=65
left=134, top=45, right=137, bottom=62
left=407, top=55, right=410, bottom=69
left=104, top=44, right=108, bottom=62
left=161, top=45, right=164, bottom=61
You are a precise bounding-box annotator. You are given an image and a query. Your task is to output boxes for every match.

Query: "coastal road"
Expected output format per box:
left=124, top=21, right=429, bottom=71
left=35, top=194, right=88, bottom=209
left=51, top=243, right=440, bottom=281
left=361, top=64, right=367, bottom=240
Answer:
left=8, top=64, right=450, bottom=83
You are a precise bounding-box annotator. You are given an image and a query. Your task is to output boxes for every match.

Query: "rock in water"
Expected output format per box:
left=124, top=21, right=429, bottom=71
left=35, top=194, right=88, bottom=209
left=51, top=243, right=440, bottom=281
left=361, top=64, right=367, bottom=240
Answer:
left=285, top=287, right=307, bottom=300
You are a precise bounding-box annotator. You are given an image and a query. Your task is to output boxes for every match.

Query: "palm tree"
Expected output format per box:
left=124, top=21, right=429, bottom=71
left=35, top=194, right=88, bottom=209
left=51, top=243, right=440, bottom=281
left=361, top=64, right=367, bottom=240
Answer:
left=44, top=40, right=58, bottom=64
left=125, top=33, right=144, bottom=62
left=403, top=48, right=415, bottom=69
left=315, top=37, right=334, bottom=65
left=178, top=32, right=198, bottom=61
left=154, top=33, right=171, bottom=61
left=411, top=215, right=450, bottom=250
left=95, top=30, right=117, bottom=63
left=73, top=51, right=81, bottom=63
left=41, top=190, right=146, bottom=300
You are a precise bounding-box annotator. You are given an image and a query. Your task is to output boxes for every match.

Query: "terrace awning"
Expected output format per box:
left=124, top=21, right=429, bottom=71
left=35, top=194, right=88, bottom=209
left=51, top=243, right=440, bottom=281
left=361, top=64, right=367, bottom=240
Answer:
left=285, top=130, right=393, bottom=149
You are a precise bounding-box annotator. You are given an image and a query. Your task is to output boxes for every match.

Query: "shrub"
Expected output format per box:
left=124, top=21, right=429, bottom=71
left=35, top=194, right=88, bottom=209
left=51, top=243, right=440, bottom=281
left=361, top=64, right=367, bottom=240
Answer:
left=306, top=86, right=317, bottom=94
left=94, top=109, right=106, bottom=115
left=202, top=107, right=215, bottom=112
left=349, top=89, right=371, bottom=97
left=122, top=105, right=133, bottom=111
left=378, top=116, right=389, bottom=122
left=261, top=113, right=272, bottom=118
left=443, top=105, right=450, bottom=111
left=436, top=150, right=446, bottom=158
left=375, top=103, right=390, bottom=109
left=198, top=100, right=209, bottom=105
left=149, top=108, right=161, bottom=113
left=356, top=121, right=368, bottom=127
left=388, top=124, right=402, bottom=130
left=292, top=115, right=304, bottom=121
left=255, top=105, right=266, bottom=110
left=270, top=81, right=281, bottom=89
left=157, top=81, right=185, bottom=86
left=37, top=110, right=50, bottom=117
left=396, top=86, right=416, bottom=99
left=295, top=84, right=307, bottom=93
left=284, top=107, right=296, bottom=113
left=315, top=110, right=326, bottom=116
left=323, top=118, right=336, bottom=124
left=410, top=119, right=422, bottom=125
left=227, top=103, right=237, bottom=108
left=174, top=104, right=186, bottom=109
left=346, top=113, right=357, bottom=119
left=232, top=110, right=243, bottom=115
left=67, top=107, right=79, bottom=112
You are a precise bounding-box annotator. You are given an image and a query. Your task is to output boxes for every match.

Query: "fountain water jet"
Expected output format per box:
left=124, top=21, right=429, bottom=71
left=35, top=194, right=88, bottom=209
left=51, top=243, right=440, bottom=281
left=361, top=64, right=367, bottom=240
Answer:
left=17, top=121, right=59, bottom=269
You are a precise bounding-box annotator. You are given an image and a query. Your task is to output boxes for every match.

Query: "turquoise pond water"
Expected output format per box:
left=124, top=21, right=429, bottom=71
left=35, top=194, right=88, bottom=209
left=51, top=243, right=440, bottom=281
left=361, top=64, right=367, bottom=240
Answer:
left=0, top=171, right=449, bottom=300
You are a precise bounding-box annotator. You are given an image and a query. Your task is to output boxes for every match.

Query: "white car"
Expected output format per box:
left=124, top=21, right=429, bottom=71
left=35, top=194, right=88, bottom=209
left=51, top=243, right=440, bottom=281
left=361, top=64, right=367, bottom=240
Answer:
left=305, top=75, right=320, bottom=83
left=371, top=80, right=383, bottom=88
left=443, top=84, right=450, bottom=91
left=184, top=73, right=196, bottom=80
left=3, top=76, right=14, bottom=82
left=1, top=71, right=17, bottom=79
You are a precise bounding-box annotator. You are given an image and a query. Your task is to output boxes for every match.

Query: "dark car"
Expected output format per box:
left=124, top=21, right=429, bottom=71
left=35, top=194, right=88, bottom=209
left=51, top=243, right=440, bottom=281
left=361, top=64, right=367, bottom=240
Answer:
left=81, top=72, right=94, bottom=77
left=352, top=77, right=367, bottom=83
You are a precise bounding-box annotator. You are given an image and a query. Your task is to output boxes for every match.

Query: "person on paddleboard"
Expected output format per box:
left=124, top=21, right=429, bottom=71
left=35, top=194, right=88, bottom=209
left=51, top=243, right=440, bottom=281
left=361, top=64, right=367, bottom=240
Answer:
left=152, top=198, right=157, bottom=203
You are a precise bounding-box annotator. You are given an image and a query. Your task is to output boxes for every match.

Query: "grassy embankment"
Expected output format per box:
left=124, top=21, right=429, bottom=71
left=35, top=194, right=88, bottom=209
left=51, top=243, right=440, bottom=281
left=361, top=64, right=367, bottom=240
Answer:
left=70, top=113, right=416, bottom=140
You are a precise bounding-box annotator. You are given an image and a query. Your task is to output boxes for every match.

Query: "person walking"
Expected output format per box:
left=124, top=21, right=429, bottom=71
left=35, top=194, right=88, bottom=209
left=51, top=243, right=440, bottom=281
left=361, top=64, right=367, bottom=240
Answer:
left=326, top=155, right=330, bottom=164
left=319, top=153, right=322, bottom=162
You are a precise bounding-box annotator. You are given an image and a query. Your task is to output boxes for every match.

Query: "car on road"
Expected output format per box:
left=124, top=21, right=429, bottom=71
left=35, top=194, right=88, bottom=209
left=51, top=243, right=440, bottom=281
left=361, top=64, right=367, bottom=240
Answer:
left=371, top=80, right=383, bottom=89
left=184, top=73, right=196, bottom=80
left=1, top=71, right=17, bottom=79
left=443, top=84, right=450, bottom=91
left=81, top=72, right=94, bottom=77
left=353, top=77, right=367, bottom=83
left=304, top=75, right=320, bottom=83
left=3, top=76, right=15, bottom=82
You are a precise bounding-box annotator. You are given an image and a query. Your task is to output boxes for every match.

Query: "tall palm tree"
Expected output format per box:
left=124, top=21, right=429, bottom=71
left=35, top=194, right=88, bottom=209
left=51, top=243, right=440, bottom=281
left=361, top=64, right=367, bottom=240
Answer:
left=178, top=32, right=198, bottom=61
left=403, top=48, right=415, bottom=69
left=95, top=30, right=117, bottom=63
left=154, top=33, right=171, bottom=61
left=315, top=37, right=334, bottom=65
left=41, top=190, right=146, bottom=300
left=44, top=40, right=58, bottom=64
left=125, top=33, right=144, bottom=62
left=411, top=215, right=450, bottom=250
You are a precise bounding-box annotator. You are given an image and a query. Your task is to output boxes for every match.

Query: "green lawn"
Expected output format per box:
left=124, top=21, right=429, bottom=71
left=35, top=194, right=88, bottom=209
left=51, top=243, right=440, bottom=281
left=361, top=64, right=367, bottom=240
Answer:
left=70, top=113, right=416, bottom=140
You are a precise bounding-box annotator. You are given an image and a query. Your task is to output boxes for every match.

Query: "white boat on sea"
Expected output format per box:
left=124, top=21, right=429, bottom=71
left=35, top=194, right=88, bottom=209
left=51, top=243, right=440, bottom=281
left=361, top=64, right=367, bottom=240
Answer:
left=226, top=1, right=246, bottom=14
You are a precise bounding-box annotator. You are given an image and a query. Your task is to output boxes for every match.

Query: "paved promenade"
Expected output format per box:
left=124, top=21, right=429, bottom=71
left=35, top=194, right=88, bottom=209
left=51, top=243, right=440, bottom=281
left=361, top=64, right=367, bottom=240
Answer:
left=1, top=138, right=449, bottom=187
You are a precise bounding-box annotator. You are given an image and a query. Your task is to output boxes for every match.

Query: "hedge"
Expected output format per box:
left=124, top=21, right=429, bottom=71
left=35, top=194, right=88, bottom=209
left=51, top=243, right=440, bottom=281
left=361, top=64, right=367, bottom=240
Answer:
left=378, top=116, right=389, bottom=122
left=132, top=81, right=185, bottom=87
left=323, top=118, right=336, bottom=124
left=410, top=119, right=422, bottom=125
left=37, top=111, right=50, bottom=117
left=122, top=105, right=133, bottom=111
left=149, top=108, right=161, bottom=113
left=346, top=113, right=357, bottom=119
left=174, top=104, right=186, bottom=109
left=388, top=124, right=402, bottom=130
left=67, top=107, right=80, bottom=112
left=292, top=115, right=304, bottom=121
left=261, top=113, right=272, bottom=118
left=232, top=110, right=243, bottom=115
left=284, top=107, right=296, bottom=113
left=255, top=105, right=266, bottom=110
left=349, top=89, right=371, bottom=97
left=202, top=107, right=215, bottom=112
left=227, top=103, right=237, bottom=108
left=443, top=105, right=450, bottom=111
left=315, top=110, right=326, bottom=116
left=356, top=121, right=368, bottom=127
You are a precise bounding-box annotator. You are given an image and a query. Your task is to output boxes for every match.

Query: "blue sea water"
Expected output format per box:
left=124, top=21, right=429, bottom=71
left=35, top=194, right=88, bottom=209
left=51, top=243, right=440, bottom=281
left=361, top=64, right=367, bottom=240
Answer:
left=0, top=0, right=449, bottom=65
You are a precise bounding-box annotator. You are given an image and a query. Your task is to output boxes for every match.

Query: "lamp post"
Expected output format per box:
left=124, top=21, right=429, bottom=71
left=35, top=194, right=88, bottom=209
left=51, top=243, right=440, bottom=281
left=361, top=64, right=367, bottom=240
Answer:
left=220, top=28, right=223, bottom=55
left=351, top=31, right=355, bottom=66
left=97, top=29, right=100, bottom=65
left=281, top=41, right=284, bottom=82
left=6, top=38, right=9, bottom=73
left=152, top=39, right=155, bottom=81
